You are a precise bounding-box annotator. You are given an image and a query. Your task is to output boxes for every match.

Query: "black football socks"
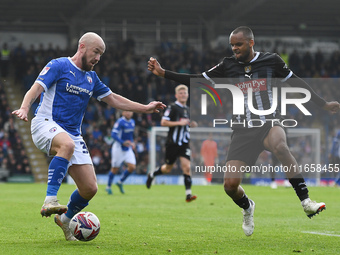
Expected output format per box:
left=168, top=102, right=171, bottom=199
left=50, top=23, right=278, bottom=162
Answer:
left=183, top=174, right=192, bottom=190
left=289, top=173, right=309, bottom=201
left=153, top=167, right=163, bottom=177
left=234, top=194, right=251, bottom=210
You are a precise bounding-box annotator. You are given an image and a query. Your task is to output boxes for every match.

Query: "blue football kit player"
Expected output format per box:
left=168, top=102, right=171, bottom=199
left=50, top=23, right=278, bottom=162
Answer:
left=12, top=32, right=165, bottom=241
left=106, top=110, right=136, bottom=195
left=329, top=130, right=340, bottom=186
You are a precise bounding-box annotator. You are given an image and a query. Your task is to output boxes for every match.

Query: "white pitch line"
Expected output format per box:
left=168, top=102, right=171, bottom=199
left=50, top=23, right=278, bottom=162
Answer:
left=302, top=231, right=340, bottom=237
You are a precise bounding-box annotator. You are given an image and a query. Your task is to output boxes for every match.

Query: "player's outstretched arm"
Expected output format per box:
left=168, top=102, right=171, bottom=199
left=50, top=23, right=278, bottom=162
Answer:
left=286, top=74, right=337, bottom=109
left=288, top=75, right=340, bottom=114
left=102, top=93, right=166, bottom=114
left=148, top=57, right=203, bottom=86
left=12, top=82, right=44, bottom=122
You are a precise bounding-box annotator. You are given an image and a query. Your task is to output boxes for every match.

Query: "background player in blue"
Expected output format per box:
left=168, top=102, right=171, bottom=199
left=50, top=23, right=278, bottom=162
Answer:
left=12, top=32, right=165, bottom=241
left=329, top=130, right=340, bottom=186
left=106, top=110, right=136, bottom=195
left=147, top=26, right=340, bottom=236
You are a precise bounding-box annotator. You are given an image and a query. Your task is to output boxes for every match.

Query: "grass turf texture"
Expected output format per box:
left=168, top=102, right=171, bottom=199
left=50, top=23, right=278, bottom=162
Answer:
left=0, top=183, right=339, bottom=254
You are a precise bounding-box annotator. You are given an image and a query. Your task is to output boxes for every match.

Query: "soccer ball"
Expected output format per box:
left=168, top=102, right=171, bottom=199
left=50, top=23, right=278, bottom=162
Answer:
left=69, top=211, right=100, bottom=241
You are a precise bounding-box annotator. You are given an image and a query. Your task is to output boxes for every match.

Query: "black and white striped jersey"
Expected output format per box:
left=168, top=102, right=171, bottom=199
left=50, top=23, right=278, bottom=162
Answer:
left=203, top=52, right=292, bottom=129
left=162, top=101, right=190, bottom=146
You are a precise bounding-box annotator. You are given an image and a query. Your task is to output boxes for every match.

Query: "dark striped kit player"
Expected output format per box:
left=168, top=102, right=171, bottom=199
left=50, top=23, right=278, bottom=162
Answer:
left=164, top=100, right=190, bottom=148
left=146, top=84, right=197, bottom=202
left=147, top=26, right=340, bottom=236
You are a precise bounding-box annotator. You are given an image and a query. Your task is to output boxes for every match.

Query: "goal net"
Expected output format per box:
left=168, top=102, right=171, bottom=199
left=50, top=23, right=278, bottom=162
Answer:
left=149, top=127, right=321, bottom=186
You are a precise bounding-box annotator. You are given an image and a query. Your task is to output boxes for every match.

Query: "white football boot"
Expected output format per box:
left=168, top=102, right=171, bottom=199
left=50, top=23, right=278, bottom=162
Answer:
left=301, top=198, right=326, bottom=218
left=242, top=199, right=255, bottom=236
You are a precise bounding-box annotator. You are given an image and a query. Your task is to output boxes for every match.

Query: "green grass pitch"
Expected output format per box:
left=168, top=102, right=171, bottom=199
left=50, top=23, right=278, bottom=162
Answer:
left=0, top=183, right=339, bottom=254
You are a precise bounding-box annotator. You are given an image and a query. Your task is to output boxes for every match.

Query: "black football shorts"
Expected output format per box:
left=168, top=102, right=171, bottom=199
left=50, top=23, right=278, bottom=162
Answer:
left=165, top=143, right=190, bottom=165
left=226, top=122, right=284, bottom=166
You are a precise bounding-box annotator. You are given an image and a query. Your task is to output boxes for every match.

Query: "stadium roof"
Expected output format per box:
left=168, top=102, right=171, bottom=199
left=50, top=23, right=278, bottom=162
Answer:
left=1, top=0, right=340, bottom=39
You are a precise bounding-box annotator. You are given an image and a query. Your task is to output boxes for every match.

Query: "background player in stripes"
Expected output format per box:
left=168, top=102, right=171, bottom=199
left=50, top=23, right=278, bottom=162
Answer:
left=106, top=110, right=136, bottom=195
left=146, top=84, right=197, bottom=202
left=12, top=32, right=165, bottom=241
left=147, top=26, right=340, bottom=236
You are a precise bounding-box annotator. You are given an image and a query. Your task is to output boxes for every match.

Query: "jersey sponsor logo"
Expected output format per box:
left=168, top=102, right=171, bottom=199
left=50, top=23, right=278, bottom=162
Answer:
left=235, top=78, right=267, bottom=94
left=49, top=127, right=57, bottom=133
left=65, top=83, right=92, bottom=96
left=40, top=67, right=50, bottom=76
left=87, top=76, right=93, bottom=84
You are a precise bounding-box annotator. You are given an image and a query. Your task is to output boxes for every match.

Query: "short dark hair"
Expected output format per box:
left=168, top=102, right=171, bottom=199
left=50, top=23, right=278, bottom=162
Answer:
left=231, top=26, right=254, bottom=40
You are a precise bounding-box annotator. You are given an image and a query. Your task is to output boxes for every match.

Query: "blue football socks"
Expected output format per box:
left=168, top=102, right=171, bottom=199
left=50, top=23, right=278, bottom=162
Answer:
left=65, top=189, right=89, bottom=219
left=107, top=171, right=114, bottom=187
left=120, top=170, right=131, bottom=183
left=46, top=156, right=69, bottom=196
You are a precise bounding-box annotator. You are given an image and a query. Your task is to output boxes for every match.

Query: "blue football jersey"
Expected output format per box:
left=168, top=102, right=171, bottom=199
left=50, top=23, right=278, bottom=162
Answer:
left=35, top=57, right=112, bottom=136
left=331, top=131, right=340, bottom=158
left=111, top=117, right=135, bottom=151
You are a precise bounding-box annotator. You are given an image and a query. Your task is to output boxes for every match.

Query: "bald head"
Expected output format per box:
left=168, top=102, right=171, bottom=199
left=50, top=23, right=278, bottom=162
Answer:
left=78, top=32, right=106, bottom=53
left=74, top=32, right=106, bottom=71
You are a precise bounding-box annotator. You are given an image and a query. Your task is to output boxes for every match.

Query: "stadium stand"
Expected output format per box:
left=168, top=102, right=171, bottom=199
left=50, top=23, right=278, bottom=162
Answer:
left=1, top=38, right=339, bottom=182
left=1, top=0, right=340, bottom=182
left=0, top=80, right=34, bottom=182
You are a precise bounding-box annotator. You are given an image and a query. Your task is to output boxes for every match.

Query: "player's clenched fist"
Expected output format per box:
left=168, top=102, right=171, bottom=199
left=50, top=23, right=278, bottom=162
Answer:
left=323, top=101, right=340, bottom=114
left=148, top=57, right=165, bottom=77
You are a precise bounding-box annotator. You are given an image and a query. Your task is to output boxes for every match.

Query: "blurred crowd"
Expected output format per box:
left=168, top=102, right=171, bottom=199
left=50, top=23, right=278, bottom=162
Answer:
left=1, top=37, right=340, bottom=179
left=0, top=82, right=32, bottom=180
